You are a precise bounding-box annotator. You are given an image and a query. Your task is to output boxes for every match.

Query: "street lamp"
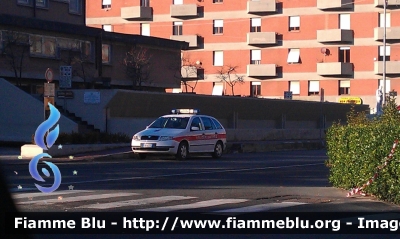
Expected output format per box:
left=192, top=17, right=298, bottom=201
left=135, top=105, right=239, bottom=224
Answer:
left=383, top=0, right=387, bottom=105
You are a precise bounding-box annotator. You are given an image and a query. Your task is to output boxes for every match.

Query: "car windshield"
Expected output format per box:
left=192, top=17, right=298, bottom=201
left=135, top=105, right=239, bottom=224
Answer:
left=148, top=117, right=189, bottom=129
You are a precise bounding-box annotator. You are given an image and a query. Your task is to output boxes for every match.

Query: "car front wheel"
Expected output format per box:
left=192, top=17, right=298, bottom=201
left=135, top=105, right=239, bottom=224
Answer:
left=176, top=142, right=189, bottom=160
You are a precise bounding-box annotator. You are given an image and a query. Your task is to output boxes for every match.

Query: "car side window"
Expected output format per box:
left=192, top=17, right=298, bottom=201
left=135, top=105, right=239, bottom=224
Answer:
left=211, top=118, right=223, bottom=129
left=201, top=117, right=214, bottom=130
left=190, top=117, right=203, bottom=131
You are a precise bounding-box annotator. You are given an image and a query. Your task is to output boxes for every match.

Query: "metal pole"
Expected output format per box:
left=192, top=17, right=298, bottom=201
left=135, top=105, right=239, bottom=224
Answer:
left=383, top=0, right=387, bottom=105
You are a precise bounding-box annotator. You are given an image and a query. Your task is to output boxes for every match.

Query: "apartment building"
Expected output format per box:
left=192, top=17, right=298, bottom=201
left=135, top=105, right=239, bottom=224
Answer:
left=0, top=0, right=186, bottom=94
left=87, top=0, right=398, bottom=110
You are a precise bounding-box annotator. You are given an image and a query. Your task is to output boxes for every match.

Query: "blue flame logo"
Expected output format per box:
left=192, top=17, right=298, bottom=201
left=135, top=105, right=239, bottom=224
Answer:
left=29, top=102, right=62, bottom=193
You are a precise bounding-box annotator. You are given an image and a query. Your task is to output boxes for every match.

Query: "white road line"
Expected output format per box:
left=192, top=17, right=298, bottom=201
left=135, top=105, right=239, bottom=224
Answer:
left=214, top=202, right=308, bottom=214
left=17, top=192, right=139, bottom=205
left=12, top=190, right=92, bottom=199
left=77, top=196, right=197, bottom=209
left=137, top=199, right=248, bottom=212
left=56, top=163, right=324, bottom=185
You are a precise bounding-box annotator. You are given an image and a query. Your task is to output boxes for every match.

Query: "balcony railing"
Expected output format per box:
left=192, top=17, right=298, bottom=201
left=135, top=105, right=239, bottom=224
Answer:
left=247, top=32, right=276, bottom=45
left=247, top=0, right=276, bottom=13
left=170, top=4, right=197, bottom=17
left=121, top=6, right=152, bottom=20
left=317, top=29, right=353, bottom=43
left=317, top=62, right=353, bottom=76
left=374, top=27, right=400, bottom=41
left=170, top=35, right=198, bottom=48
left=247, top=64, right=276, bottom=77
left=317, top=0, right=353, bottom=10
left=374, top=61, right=400, bottom=75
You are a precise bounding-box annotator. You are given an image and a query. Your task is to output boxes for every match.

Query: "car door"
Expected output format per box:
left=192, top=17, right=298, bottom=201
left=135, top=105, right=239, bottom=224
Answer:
left=188, top=117, right=205, bottom=152
left=200, top=116, right=218, bottom=152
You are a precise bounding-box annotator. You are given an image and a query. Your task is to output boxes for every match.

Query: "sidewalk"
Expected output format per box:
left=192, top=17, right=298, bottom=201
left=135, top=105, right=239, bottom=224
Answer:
left=0, top=139, right=325, bottom=165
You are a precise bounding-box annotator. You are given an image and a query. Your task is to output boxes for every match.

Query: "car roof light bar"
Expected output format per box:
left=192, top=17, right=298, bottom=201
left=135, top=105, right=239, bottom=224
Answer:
left=171, top=109, right=200, bottom=114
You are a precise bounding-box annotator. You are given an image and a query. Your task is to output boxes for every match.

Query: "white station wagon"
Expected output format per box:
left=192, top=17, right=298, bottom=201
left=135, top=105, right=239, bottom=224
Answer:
left=131, top=109, right=227, bottom=160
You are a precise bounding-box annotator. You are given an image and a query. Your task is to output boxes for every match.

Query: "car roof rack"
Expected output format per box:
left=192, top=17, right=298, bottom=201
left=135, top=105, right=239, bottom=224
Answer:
left=171, top=109, right=200, bottom=114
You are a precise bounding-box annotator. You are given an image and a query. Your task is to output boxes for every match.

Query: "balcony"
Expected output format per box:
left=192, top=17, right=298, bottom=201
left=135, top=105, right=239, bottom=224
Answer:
left=317, top=62, right=353, bottom=76
left=247, top=0, right=276, bottom=13
left=121, top=6, right=152, bottom=20
left=317, top=29, right=353, bottom=43
left=170, top=35, right=198, bottom=48
left=170, top=4, right=197, bottom=18
left=374, top=27, right=400, bottom=41
left=317, top=0, right=353, bottom=10
left=247, top=64, right=276, bottom=77
left=375, top=0, right=400, bottom=7
left=247, top=32, right=276, bottom=45
left=374, top=61, right=400, bottom=75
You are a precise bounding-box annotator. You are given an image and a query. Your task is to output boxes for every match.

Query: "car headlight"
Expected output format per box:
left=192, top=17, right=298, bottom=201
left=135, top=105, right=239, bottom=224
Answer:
left=132, top=135, right=140, bottom=141
left=159, top=136, right=173, bottom=141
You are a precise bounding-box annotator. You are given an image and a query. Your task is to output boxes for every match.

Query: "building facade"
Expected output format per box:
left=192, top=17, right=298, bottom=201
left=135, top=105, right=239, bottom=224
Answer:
left=86, top=0, right=400, bottom=111
left=0, top=0, right=186, bottom=95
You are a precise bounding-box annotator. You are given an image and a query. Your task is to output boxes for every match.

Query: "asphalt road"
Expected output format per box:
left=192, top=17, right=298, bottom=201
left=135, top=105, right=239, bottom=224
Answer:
left=2, top=150, right=400, bottom=239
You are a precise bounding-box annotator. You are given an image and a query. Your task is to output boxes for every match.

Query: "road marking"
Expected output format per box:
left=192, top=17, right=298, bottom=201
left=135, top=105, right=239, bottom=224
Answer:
left=17, top=192, right=139, bottom=205
left=53, top=163, right=324, bottom=185
left=77, top=196, right=196, bottom=209
left=138, top=199, right=248, bottom=212
left=12, top=190, right=92, bottom=199
left=214, top=202, right=308, bottom=214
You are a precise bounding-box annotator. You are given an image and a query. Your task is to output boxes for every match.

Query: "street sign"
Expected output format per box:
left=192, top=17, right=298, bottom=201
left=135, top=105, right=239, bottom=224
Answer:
left=284, top=91, right=293, bottom=100
left=57, top=90, right=74, bottom=99
left=45, top=68, right=54, bottom=82
left=84, top=91, right=100, bottom=104
left=59, top=66, right=72, bottom=88
left=44, top=83, right=55, bottom=97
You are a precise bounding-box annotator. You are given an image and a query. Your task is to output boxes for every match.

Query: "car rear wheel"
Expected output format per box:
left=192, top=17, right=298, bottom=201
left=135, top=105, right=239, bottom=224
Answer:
left=212, top=142, right=223, bottom=159
left=176, top=142, right=189, bottom=160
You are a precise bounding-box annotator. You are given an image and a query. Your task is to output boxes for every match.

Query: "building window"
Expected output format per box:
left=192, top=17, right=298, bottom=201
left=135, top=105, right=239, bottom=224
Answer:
left=173, top=22, right=183, bottom=35
left=173, top=0, right=183, bottom=5
left=141, top=0, right=150, bottom=7
left=289, top=16, right=300, bottom=31
left=250, top=18, right=261, bottom=32
left=30, top=35, right=42, bottom=55
left=17, top=0, right=48, bottom=7
left=250, top=49, right=261, bottom=64
left=102, top=0, right=111, bottom=9
left=70, top=0, right=82, bottom=14
left=339, top=14, right=350, bottom=30
left=213, top=20, right=223, bottom=34
left=103, top=25, right=112, bottom=32
left=29, top=35, right=56, bottom=58
left=308, top=80, right=319, bottom=96
left=287, top=48, right=300, bottom=64
left=339, top=80, right=350, bottom=95
left=289, top=81, right=300, bottom=95
left=42, top=37, right=56, bottom=57
left=213, top=0, right=223, bottom=3
left=379, top=12, right=391, bottom=27
left=213, top=51, right=223, bottom=66
left=379, top=79, right=391, bottom=94
left=212, top=82, right=224, bottom=95
left=141, top=23, right=150, bottom=36
left=379, top=45, right=390, bottom=61
left=81, top=41, right=92, bottom=61
left=339, top=47, right=350, bottom=63
left=17, top=0, right=31, bottom=6
left=36, top=0, right=48, bottom=8
left=102, top=44, right=111, bottom=64
left=251, top=82, right=261, bottom=97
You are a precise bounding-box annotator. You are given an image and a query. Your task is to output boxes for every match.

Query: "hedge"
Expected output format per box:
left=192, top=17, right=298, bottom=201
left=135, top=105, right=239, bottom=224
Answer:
left=325, top=98, right=400, bottom=204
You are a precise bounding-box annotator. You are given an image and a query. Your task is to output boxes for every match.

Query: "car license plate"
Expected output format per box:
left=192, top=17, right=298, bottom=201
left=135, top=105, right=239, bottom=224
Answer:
left=141, top=143, right=155, bottom=148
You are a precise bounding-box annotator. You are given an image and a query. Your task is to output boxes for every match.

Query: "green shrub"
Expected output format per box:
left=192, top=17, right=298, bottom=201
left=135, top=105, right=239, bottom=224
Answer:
left=326, top=98, right=400, bottom=204
left=55, top=132, right=130, bottom=145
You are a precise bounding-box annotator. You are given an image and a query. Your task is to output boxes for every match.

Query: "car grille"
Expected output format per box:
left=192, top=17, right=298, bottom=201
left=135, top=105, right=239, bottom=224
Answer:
left=140, top=135, right=159, bottom=140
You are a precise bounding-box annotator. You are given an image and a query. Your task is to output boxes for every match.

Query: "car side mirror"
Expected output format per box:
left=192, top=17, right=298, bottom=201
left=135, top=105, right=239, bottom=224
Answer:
left=191, top=126, right=200, bottom=131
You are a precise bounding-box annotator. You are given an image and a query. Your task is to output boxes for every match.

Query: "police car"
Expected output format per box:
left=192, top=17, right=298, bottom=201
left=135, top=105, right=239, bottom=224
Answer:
left=131, top=109, right=226, bottom=160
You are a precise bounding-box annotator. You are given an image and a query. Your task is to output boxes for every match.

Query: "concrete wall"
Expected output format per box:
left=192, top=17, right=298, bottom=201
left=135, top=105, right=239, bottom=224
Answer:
left=0, top=78, right=78, bottom=142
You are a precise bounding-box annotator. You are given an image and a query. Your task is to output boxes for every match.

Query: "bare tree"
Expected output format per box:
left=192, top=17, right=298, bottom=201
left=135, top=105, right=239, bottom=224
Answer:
left=1, top=30, right=30, bottom=86
left=60, top=49, right=95, bottom=88
left=171, top=52, right=202, bottom=93
left=123, top=45, right=152, bottom=90
left=216, top=65, right=244, bottom=96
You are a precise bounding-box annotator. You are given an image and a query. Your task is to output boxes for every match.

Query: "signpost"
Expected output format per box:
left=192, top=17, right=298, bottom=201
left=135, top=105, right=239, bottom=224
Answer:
left=44, top=68, right=55, bottom=120
left=284, top=91, right=293, bottom=100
